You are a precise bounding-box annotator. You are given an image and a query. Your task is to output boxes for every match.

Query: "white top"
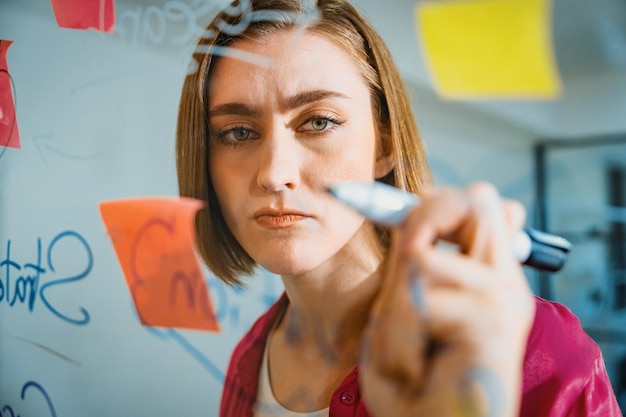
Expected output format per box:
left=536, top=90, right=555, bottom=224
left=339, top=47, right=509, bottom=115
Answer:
left=252, top=335, right=330, bottom=417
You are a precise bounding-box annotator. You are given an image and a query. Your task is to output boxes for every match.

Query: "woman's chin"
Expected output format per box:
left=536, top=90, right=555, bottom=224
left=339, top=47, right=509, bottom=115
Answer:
left=259, top=262, right=312, bottom=278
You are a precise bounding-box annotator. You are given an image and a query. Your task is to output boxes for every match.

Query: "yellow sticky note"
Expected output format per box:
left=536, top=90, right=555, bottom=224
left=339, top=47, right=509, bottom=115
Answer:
left=415, top=0, right=562, bottom=99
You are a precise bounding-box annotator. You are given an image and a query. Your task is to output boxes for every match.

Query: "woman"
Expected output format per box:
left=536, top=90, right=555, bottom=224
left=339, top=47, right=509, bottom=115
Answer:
left=176, top=0, right=621, bottom=416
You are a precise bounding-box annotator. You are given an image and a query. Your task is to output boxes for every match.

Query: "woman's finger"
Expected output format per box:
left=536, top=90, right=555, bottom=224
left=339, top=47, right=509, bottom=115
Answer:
left=402, top=183, right=517, bottom=270
left=363, top=232, right=428, bottom=391
left=412, top=242, right=536, bottom=292
left=502, top=199, right=526, bottom=235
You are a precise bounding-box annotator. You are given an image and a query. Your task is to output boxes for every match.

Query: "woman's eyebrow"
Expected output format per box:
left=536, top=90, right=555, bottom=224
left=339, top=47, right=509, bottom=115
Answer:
left=208, top=90, right=348, bottom=119
left=281, top=89, right=349, bottom=112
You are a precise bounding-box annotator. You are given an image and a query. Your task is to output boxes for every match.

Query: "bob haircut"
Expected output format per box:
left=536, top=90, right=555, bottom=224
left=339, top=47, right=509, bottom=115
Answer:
left=176, top=0, right=432, bottom=286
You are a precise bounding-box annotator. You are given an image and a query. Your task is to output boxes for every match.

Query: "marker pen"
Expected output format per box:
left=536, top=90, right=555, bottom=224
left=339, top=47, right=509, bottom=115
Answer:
left=328, top=181, right=572, bottom=272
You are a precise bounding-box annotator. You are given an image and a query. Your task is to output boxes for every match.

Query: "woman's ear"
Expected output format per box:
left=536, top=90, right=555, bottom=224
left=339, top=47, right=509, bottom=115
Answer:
left=374, top=131, right=395, bottom=179
left=374, top=152, right=395, bottom=179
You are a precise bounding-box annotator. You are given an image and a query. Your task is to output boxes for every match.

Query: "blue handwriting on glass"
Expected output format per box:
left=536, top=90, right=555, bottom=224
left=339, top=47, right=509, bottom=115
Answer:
left=1, top=380, right=57, bottom=417
left=0, top=231, right=93, bottom=326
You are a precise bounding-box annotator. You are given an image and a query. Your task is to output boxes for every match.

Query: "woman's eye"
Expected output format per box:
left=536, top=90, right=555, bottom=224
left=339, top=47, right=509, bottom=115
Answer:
left=214, top=126, right=257, bottom=145
left=311, top=118, right=329, bottom=131
left=231, top=127, right=251, bottom=141
left=300, top=116, right=342, bottom=133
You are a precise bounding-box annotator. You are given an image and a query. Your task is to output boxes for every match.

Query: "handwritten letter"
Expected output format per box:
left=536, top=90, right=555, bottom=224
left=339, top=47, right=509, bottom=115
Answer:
left=415, top=0, right=561, bottom=99
left=0, top=40, right=20, bottom=149
left=99, top=198, right=220, bottom=332
left=50, top=0, right=116, bottom=32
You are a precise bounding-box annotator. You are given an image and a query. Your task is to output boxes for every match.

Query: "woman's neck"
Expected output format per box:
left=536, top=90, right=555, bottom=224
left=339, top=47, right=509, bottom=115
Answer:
left=278, top=225, right=385, bottom=362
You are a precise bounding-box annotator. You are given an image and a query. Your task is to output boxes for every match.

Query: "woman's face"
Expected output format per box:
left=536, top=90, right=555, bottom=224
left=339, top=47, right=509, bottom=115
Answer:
left=208, top=29, right=393, bottom=277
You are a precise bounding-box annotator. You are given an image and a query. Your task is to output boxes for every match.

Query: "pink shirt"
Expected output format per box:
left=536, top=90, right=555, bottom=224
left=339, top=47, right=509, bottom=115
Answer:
left=220, top=294, right=622, bottom=417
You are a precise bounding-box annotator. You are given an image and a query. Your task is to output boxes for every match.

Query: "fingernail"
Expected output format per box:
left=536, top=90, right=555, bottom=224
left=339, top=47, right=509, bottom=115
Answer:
left=407, top=261, right=425, bottom=312
left=458, top=366, right=505, bottom=417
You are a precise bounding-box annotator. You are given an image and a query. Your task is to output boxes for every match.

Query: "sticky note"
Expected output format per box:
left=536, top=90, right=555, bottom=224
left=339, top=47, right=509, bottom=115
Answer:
left=0, top=40, right=20, bottom=149
left=415, top=0, right=561, bottom=99
left=50, top=0, right=115, bottom=32
left=99, top=198, right=220, bottom=332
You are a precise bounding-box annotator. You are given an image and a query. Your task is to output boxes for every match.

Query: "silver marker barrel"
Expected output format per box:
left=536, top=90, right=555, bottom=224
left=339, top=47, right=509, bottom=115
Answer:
left=328, top=181, right=571, bottom=272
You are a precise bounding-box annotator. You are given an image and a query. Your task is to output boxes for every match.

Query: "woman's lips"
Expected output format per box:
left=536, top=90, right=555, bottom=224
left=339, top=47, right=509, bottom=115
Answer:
left=253, top=209, right=312, bottom=229
left=255, top=214, right=309, bottom=228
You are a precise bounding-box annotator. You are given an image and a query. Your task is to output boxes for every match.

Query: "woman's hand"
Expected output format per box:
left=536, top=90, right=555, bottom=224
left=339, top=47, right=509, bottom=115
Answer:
left=359, top=183, right=536, bottom=417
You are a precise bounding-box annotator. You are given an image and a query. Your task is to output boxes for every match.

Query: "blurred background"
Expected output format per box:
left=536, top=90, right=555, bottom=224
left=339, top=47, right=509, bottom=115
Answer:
left=1, top=0, right=625, bottom=414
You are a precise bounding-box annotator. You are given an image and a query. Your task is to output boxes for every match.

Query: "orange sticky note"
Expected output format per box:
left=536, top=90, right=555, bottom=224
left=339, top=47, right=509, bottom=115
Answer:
left=0, top=40, right=20, bottom=149
left=99, top=198, right=220, bottom=332
left=50, top=0, right=115, bottom=32
left=416, top=0, right=561, bottom=99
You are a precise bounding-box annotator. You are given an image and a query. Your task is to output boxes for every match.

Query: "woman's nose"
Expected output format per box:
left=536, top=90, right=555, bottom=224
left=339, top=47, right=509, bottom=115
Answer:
left=256, top=130, right=301, bottom=192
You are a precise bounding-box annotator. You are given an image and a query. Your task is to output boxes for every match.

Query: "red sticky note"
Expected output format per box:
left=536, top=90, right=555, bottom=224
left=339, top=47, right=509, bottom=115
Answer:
left=0, top=40, right=20, bottom=149
left=50, top=0, right=115, bottom=32
left=99, top=197, right=220, bottom=332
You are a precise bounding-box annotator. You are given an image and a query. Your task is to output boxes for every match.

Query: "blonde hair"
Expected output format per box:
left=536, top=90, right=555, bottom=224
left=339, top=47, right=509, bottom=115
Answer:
left=176, top=0, right=431, bottom=286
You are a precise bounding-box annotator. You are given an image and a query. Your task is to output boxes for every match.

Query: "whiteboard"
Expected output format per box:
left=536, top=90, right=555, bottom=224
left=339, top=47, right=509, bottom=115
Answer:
left=0, top=1, right=285, bottom=415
